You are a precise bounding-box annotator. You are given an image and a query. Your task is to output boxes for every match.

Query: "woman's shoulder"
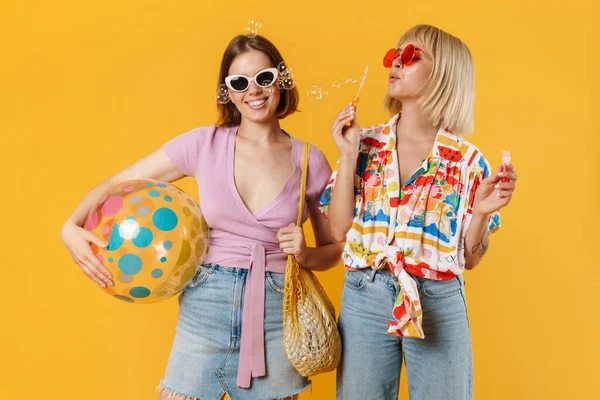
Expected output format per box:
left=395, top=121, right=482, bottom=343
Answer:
left=358, top=118, right=397, bottom=151
left=453, top=133, right=492, bottom=171
left=183, top=123, right=232, bottom=138
left=438, top=132, right=493, bottom=178
left=175, top=124, right=236, bottom=147
left=308, top=143, right=328, bottom=164
left=288, top=137, right=332, bottom=188
left=287, top=135, right=328, bottom=164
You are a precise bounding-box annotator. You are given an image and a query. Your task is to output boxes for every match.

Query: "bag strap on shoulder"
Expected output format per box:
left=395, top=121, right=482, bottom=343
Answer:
left=296, top=142, right=310, bottom=226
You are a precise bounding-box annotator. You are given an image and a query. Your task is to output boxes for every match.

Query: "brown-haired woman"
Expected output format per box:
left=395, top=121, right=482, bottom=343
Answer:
left=60, top=35, right=343, bottom=400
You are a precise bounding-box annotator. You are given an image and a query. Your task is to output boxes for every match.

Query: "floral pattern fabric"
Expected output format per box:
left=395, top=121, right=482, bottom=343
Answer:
left=319, top=113, right=500, bottom=338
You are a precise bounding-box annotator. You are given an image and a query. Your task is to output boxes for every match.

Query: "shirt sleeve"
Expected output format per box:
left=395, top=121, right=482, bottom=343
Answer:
left=462, top=151, right=501, bottom=236
left=317, top=160, right=338, bottom=221
left=163, top=125, right=214, bottom=177
left=306, top=146, right=333, bottom=218
left=317, top=130, right=371, bottom=220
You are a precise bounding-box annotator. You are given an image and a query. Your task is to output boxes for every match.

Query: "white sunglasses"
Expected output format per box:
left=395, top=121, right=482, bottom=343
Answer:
left=224, top=68, right=279, bottom=92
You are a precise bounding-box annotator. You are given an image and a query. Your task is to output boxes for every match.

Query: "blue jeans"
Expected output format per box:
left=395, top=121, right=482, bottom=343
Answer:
left=336, top=269, right=473, bottom=400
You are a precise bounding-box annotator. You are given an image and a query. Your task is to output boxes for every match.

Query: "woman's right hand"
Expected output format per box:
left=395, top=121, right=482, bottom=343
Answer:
left=330, top=104, right=361, bottom=157
left=60, top=222, right=113, bottom=288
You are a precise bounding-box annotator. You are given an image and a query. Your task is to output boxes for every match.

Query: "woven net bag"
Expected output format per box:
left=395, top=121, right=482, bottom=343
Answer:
left=282, top=142, right=342, bottom=376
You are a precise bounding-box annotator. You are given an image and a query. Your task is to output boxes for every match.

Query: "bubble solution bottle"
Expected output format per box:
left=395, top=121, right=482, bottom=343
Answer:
left=500, top=151, right=511, bottom=183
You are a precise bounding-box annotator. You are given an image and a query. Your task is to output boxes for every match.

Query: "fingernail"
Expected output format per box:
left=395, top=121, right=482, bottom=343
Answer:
left=494, top=184, right=499, bottom=189
left=498, top=172, right=504, bottom=176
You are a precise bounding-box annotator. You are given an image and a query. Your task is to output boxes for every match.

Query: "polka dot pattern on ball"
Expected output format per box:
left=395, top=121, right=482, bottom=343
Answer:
left=86, top=213, right=99, bottom=230
left=130, top=287, right=151, bottom=298
left=107, top=225, right=125, bottom=251
left=130, top=195, right=142, bottom=204
left=151, top=269, right=163, bottom=278
left=137, top=206, right=150, bottom=217
left=132, top=227, right=153, bottom=248
left=83, top=179, right=208, bottom=304
left=118, top=253, right=143, bottom=275
left=153, top=208, right=178, bottom=231
left=102, top=196, right=124, bottom=217
left=114, top=295, right=134, bottom=303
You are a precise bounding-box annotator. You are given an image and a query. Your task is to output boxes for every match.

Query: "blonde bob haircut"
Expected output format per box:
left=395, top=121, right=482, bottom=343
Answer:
left=384, top=25, right=475, bottom=134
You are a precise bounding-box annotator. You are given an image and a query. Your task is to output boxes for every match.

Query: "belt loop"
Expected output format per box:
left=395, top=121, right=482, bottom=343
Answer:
left=205, top=263, right=216, bottom=274
left=366, top=268, right=377, bottom=282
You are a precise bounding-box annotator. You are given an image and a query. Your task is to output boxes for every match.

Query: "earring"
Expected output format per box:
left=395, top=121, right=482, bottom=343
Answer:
left=216, top=84, right=230, bottom=104
left=276, top=61, right=295, bottom=90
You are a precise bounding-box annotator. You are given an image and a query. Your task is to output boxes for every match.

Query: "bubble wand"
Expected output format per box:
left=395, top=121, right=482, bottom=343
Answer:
left=346, top=64, right=368, bottom=126
left=352, top=64, right=369, bottom=107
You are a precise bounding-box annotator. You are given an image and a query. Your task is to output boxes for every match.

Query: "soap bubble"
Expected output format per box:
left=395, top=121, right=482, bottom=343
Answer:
left=331, top=79, right=359, bottom=89
left=280, top=77, right=295, bottom=90
left=277, top=61, right=291, bottom=76
left=307, top=84, right=329, bottom=103
left=306, top=78, right=360, bottom=103
left=216, top=84, right=230, bottom=104
left=276, top=61, right=295, bottom=90
left=245, top=18, right=262, bottom=37
left=262, top=80, right=275, bottom=95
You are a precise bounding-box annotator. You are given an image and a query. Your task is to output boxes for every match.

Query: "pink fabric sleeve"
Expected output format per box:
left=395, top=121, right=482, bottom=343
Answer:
left=162, top=125, right=216, bottom=177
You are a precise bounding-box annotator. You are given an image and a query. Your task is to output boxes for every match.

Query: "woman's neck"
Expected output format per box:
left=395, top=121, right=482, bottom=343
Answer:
left=396, top=101, right=439, bottom=144
left=237, top=118, right=286, bottom=145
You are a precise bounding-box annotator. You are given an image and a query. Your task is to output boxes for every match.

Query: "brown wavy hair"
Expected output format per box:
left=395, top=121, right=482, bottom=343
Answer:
left=216, top=35, right=299, bottom=127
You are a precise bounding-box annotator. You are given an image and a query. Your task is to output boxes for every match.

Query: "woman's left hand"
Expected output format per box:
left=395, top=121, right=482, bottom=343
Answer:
left=472, top=164, right=518, bottom=216
left=277, top=223, right=308, bottom=265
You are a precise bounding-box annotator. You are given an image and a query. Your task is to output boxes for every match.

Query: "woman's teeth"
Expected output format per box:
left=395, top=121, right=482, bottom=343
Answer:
left=248, top=99, right=266, bottom=107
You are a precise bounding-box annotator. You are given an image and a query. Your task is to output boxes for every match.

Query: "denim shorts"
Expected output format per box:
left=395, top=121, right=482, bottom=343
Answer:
left=159, top=263, right=310, bottom=400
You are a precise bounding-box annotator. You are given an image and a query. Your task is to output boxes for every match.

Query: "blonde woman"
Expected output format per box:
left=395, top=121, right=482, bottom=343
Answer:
left=319, top=25, right=517, bottom=399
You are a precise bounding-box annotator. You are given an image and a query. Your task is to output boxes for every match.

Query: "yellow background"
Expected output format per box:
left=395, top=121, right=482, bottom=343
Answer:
left=1, top=0, right=598, bottom=399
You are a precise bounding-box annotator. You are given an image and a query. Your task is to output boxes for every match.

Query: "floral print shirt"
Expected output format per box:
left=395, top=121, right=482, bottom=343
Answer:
left=319, top=113, right=500, bottom=338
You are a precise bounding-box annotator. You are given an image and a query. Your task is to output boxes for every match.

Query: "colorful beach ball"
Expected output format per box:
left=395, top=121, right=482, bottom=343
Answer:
left=84, top=179, right=208, bottom=304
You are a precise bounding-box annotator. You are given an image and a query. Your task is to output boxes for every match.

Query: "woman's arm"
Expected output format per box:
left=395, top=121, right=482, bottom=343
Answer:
left=464, top=211, right=492, bottom=270
left=464, top=166, right=517, bottom=270
left=328, top=154, right=359, bottom=242
left=327, top=104, right=362, bottom=242
left=63, top=149, right=183, bottom=228
left=60, top=148, right=185, bottom=287
left=277, top=207, right=345, bottom=272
